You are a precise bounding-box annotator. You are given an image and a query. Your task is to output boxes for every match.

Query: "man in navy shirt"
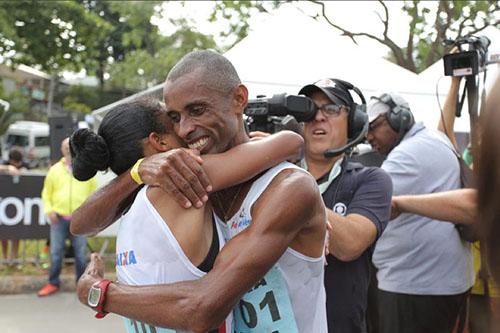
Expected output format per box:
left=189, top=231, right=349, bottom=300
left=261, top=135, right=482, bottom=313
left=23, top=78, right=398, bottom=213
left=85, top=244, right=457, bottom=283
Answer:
left=299, top=79, right=392, bottom=333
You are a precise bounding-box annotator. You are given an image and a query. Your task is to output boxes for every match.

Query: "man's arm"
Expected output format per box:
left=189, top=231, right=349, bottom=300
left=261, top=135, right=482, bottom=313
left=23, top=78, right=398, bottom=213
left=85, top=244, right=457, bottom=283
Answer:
left=203, top=130, right=303, bottom=190
left=326, top=168, right=392, bottom=261
left=326, top=212, right=377, bottom=262
left=392, top=188, right=477, bottom=225
left=77, top=170, right=325, bottom=332
left=70, top=149, right=209, bottom=236
left=438, top=76, right=462, bottom=149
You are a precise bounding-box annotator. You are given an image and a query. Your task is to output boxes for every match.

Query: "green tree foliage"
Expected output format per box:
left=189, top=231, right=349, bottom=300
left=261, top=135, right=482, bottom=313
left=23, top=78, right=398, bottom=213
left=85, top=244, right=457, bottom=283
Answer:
left=0, top=83, right=29, bottom=135
left=77, top=0, right=165, bottom=89
left=61, top=85, right=101, bottom=114
left=107, top=25, right=217, bottom=91
left=0, top=1, right=110, bottom=73
left=308, top=0, right=500, bottom=73
left=0, top=0, right=282, bottom=113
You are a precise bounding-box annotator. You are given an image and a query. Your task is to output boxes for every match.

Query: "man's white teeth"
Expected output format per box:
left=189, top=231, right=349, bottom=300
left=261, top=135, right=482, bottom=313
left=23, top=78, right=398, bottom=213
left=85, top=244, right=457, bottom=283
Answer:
left=188, top=137, right=208, bottom=150
left=313, top=130, right=326, bottom=135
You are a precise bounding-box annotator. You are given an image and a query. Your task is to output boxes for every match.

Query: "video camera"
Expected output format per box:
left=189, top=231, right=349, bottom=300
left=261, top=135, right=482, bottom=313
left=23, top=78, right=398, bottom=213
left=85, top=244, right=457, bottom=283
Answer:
left=244, top=93, right=317, bottom=133
left=443, top=35, right=490, bottom=77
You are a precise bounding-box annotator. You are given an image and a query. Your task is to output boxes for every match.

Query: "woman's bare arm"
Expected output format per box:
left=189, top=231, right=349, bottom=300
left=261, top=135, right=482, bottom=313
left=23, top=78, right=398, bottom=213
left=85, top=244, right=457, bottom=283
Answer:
left=203, top=130, right=303, bottom=190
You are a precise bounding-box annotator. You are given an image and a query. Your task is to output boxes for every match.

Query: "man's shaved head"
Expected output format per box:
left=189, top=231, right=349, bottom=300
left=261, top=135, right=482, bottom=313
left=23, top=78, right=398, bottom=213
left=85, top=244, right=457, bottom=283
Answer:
left=166, top=50, right=241, bottom=93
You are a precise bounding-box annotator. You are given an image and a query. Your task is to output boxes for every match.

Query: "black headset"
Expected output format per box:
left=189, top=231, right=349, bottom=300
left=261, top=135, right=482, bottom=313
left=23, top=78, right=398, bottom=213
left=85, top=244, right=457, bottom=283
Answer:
left=323, top=79, right=369, bottom=158
left=372, top=93, right=415, bottom=135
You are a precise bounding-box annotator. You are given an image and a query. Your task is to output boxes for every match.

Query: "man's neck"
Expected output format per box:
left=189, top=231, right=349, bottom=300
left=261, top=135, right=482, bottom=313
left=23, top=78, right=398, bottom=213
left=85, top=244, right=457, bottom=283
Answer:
left=211, top=177, right=254, bottom=222
left=211, top=126, right=252, bottom=220
left=229, top=127, right=250, bottom=148
left=306, top=154, right=342, bottom=180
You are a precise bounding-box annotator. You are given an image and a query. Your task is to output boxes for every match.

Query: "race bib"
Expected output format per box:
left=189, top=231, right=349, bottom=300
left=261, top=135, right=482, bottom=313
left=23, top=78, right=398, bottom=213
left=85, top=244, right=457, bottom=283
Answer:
left=123, top=318, right=185, bottom=333
left=233, top=266, right=298, bottom=333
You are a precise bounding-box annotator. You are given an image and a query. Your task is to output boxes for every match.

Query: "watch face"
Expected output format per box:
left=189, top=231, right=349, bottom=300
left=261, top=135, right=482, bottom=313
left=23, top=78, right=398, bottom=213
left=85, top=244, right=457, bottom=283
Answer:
left=88, top=286, right=101, bottom=307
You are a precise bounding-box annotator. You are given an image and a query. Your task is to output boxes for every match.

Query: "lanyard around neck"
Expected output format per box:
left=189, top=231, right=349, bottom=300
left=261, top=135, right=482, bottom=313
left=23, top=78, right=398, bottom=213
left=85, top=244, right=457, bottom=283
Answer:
left=302, top=158, right=343, bottom=194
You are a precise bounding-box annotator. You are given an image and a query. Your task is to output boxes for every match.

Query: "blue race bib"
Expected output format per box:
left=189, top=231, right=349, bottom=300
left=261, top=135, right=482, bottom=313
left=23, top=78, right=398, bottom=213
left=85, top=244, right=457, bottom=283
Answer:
left=233, top=266, right=298, bottom=333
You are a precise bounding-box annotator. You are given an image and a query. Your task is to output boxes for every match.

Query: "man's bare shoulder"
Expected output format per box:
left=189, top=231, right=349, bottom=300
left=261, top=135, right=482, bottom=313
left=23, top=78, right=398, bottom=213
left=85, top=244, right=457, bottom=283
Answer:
left=251, top=166, right=325, bottom=257
left=255, top=166, right=323, bottom=215
left=270, top=167, right=319, bottom=193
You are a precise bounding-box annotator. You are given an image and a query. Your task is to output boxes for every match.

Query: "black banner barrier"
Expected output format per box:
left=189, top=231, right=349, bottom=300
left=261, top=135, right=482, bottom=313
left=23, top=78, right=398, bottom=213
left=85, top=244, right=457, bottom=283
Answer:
left=0, top=173, right=49, bottom=240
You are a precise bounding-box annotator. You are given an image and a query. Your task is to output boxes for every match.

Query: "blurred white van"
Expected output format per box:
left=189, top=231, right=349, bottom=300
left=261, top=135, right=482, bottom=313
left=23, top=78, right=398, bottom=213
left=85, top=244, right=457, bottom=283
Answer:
left=1, top=121, right=50, bottom=167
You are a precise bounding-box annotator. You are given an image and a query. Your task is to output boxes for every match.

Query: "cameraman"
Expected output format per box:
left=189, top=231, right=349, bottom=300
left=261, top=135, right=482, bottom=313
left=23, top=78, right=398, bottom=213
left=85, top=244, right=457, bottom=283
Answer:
left=367, top=93, right=474, bottom=333
left=299, top=79, right=392, bottom=333
left=392, top=73, right=500, bottom=333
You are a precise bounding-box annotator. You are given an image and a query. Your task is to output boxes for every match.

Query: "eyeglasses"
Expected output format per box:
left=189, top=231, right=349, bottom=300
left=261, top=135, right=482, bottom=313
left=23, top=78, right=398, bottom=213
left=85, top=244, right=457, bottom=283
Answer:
left=316, top=104, right=346, bottom=117
left=369, top=116, right=387, bottom=131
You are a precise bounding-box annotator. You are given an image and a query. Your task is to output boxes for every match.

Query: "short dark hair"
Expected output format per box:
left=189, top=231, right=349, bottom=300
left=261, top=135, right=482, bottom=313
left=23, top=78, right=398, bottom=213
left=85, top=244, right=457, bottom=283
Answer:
left=70, top=98, right=171, bottom=181
left=166, top=50, right=241, bottom=93
left=8, top=147, right=23, bottom=163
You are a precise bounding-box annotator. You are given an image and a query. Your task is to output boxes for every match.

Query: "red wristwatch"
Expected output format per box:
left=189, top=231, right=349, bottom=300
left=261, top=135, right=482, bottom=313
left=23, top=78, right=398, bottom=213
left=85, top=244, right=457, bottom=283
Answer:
left=87, top=279, right=112, bottom=319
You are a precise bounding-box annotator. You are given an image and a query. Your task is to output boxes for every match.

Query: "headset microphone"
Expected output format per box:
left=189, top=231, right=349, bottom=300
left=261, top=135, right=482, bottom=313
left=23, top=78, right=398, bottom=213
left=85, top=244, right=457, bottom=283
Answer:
left=323, top=120, right=369, bottom=158
left=298, top=78, right=370, bottom=159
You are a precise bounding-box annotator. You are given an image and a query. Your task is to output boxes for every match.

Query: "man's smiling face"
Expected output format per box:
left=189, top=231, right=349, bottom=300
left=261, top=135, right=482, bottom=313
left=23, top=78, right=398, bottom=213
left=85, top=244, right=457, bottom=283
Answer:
left=163, top=68, right=239, bottom=154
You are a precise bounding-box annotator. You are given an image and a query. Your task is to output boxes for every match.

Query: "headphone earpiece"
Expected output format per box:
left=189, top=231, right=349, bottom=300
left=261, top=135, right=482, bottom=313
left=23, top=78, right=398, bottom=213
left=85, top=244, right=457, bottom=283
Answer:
left=378, top=93, right=414, bottom=134
left=328, top=78, right=368, bottom=140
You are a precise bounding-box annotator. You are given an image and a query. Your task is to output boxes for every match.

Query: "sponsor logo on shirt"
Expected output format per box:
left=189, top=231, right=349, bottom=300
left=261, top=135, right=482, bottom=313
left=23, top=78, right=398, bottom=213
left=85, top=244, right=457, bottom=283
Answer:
left=230, top=209, right=251, bottom=230
left=116, top=250, right=137, bottom=267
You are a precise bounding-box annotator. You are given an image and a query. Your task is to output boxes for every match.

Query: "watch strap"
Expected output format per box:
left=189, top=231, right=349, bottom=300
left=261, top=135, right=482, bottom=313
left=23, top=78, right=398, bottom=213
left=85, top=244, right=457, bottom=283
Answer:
left=93, top=279, right=112, bottom=319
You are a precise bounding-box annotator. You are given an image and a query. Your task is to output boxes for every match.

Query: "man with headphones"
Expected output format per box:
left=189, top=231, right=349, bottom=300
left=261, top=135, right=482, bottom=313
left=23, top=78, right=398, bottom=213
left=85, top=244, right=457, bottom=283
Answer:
left=299, top=79, right=393, bottom=333
left=367, top=93, right=474, bottom=333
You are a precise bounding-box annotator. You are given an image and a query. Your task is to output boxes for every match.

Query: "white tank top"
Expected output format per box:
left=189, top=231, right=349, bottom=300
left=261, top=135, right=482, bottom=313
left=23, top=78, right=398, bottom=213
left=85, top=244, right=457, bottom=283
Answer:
left=214, top=162, right=327, bottom=333
left=116, top=186, right=231, bottom=333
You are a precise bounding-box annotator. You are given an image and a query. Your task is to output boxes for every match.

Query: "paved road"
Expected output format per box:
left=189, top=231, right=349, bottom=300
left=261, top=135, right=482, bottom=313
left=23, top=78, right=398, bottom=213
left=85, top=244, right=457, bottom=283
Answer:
left=0, top=292, right=124, bottom=333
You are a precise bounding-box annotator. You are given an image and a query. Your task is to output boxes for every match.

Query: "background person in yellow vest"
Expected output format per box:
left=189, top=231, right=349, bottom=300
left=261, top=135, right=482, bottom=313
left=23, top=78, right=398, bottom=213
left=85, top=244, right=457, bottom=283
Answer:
left=38, top=138, right=97, bottom=297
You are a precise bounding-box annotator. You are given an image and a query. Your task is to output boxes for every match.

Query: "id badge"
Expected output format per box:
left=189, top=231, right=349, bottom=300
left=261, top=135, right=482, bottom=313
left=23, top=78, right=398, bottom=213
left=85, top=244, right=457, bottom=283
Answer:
left=233, top=266, right=298, bottom=333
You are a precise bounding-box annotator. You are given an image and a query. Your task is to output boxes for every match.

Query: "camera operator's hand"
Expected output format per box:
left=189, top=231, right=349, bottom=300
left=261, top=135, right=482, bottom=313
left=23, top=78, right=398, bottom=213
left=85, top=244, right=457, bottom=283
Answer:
left=138, top=148, right=211, bottom=209
left=249, top=131, right=271, bottom=141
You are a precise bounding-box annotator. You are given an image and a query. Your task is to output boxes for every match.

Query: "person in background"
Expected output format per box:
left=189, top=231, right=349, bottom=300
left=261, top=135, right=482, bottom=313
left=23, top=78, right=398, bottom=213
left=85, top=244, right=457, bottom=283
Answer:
left=477, top=75, right=500, bottom=328
left=37, top=138, right=97, bottom=297
left=299, top=78, right=392, bottom=333
left=437, top=75, right=499, bottom=333
left=367, top=92, right=473, bottom=333
left=0, top=147, right=28, bottom=266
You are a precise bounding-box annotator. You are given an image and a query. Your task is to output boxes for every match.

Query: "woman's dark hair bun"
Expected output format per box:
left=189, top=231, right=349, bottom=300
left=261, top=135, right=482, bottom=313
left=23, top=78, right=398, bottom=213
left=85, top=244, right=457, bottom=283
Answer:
left=70, top=128, right=110, bottom=181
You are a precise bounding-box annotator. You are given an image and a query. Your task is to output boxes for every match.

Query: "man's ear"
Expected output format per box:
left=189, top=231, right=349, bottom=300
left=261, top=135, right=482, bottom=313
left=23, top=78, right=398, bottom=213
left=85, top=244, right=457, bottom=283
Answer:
left=232, top=84, right=248, bottom=115
left=148, top=132, right=170, bottom=152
